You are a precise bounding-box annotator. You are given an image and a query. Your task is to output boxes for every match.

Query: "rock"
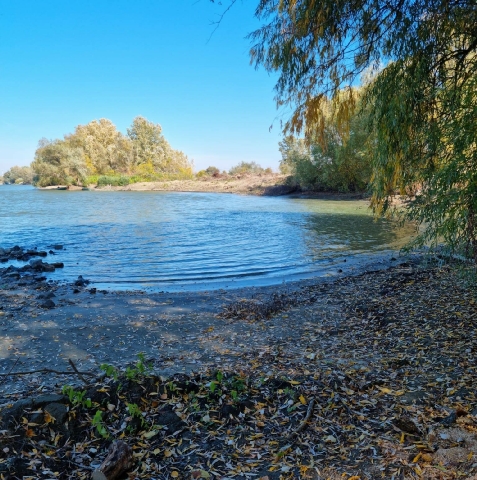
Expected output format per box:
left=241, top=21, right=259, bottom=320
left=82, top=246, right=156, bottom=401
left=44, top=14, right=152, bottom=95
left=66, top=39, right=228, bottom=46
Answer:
left=0, top=394, right=67, bottom=429
left=89, top=288, right=97, bottom=294
left=40, top=299, right=56, bottom=309
left=30, top=258, right=43, bottom=268
left=75, top=275, right=90, bottom=286
left=53, top=244, right=63, bottom=250
left=44, top=402, right=68, bottom=424
left=393, top=415, right=422, bottom=435
left=52, top=262, right=64, bottom=268
left=0, top=257, right=8, bottom=263
left=440, top=411, right=457, bottom=425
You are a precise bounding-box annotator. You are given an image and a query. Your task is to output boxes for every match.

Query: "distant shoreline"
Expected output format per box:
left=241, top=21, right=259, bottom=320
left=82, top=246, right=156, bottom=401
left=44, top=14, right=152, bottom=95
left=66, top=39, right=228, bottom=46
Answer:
left=37, top=174, right=369, bottom=200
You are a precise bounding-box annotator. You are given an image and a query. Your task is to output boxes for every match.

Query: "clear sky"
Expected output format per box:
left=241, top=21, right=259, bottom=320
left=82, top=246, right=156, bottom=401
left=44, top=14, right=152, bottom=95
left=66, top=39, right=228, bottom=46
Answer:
left=0, top=1, right=285, bottom=174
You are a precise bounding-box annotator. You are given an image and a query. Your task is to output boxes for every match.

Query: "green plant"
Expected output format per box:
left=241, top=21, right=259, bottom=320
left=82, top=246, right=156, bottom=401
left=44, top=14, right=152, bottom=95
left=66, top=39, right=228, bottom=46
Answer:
left=125, top=353, right=153, bottom=380
left=62, top=385, right=92, bottom=408
left=92, top=410, right=109, bottom=439
left=100, top=363, right=119, bottom=380
left=127, top=403, right=146, bottom=426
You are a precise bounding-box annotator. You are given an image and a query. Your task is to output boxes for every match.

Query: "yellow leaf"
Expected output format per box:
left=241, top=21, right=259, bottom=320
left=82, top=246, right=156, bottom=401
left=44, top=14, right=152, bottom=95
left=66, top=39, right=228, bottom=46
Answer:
left=377, top=387, right=393, bottom=394
left=171, top=472, right=179, bottom=478
left=289, top=380, right=300, bottom=385
left=164, top=449, right=173, bottom=458
left=412, top=452, right=422, bottom=463
left=143, top=430, right=159, bottom=439
left=44, top=411, right=55, bottom=424
left=299, top=395, right=307, bottom=405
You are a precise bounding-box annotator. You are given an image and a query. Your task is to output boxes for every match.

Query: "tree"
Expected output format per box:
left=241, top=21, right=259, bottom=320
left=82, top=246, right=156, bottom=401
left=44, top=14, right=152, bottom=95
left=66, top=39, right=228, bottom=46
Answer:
left=279, top=89, right=373, bottom=192
left=226, top=0, right=477, bottom=259
left=2, top=165, right=34, bottom=185
left=31, top=117, right=193, bottom=186
left=68, top=119, right=124, bottom=174
left=229, top=161, right=265, bottom=175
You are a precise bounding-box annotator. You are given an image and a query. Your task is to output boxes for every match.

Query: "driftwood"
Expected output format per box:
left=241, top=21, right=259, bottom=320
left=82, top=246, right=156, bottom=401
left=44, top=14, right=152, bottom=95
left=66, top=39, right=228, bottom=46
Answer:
left=287, top=397, right=316, bottom=440
left=92, top=441, right=134, bottom=480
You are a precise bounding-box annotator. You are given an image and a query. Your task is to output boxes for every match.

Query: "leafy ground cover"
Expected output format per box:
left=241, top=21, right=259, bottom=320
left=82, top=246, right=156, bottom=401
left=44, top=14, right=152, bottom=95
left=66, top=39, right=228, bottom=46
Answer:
left=1, top=263, right=477, bottom=479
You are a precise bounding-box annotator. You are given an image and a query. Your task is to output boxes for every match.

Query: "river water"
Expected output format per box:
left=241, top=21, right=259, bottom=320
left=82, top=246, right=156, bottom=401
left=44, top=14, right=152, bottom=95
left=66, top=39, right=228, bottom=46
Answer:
left=0, top=185, right=414, bottom=291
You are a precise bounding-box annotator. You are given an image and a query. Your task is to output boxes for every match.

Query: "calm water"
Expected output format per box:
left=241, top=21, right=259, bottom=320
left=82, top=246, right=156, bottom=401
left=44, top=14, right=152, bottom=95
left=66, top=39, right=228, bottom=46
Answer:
left=0, top=185, right=414, bottom=291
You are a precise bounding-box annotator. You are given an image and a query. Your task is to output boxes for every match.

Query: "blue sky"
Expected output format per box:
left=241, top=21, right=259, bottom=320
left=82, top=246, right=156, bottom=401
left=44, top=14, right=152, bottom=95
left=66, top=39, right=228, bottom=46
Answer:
left=0, top=1, right=285, bottom=174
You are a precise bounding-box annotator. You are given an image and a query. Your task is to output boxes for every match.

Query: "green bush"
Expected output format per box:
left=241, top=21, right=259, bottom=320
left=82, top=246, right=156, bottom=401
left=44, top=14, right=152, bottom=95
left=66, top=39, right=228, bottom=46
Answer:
left=96, top=175, right=131, bottom=187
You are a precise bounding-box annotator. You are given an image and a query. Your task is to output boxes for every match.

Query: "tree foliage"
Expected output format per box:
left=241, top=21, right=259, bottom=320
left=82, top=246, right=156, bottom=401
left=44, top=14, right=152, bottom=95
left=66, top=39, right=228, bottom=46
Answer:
left=1, top=165, right=34, bottom=185
left=31, top=117, right=193, bottom=187
left=279, top=89, right=372, bottom=192
left=228, top=161, right=269, bottom=175
left=240, top=0, right=477, bottom=258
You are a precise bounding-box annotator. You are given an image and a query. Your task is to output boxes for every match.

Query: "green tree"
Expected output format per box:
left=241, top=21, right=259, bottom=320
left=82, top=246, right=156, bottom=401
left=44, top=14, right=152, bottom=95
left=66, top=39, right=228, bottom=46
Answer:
left=226, top=0, right=477, bottom=258
left=2, top=165, right=34, bottom=185
left=32, top=139, right=87, bottom=187
left=68, top=118, right=125, bottom=174
left=229, top=161, right=265, bottom=175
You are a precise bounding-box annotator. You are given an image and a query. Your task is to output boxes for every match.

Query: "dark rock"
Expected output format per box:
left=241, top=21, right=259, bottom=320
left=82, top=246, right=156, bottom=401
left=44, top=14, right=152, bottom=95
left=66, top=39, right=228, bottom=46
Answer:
left=75, top=275, right=90, bottom=287
left=44, top=263, right=55, bottom=272
left=30, top=258, right=43, bottom=268
left=53, top=244, right=63, bottom=250
left=34, top=276, right=46, bottom=282
left=1, top=394, right=67, bottom=429
left=40, top=299, right=56, bottom=309
left=393, top=416, right=422, bottom=435
left=12, top=246, right=21, bottom=252
left=38, top=251, right=48, bottom=257
left=52, top=262, right=64, bottom=268
left=0, top=257, right=8, bottom=263
left=73, top=288, right=80, bottom=294
left=44, top=402, right=68, bottom=424
left=156, top=406, right=186, bottom=433
left=89, top=288, right=97, bottom=294
left=440, top=411, right=457, bottom=425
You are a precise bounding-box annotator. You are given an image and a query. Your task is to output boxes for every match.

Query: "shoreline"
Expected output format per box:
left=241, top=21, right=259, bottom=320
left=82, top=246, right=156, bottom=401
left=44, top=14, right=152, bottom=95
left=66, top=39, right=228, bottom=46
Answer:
left=1, top=248, right=477, bottom=478
left=35, top=174, right=371, bottom=200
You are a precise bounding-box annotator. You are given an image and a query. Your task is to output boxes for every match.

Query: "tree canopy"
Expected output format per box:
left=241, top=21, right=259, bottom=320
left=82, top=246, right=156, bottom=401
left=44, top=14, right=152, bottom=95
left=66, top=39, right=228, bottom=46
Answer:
left=213, top=0, right=477, bottom=259
left=32, top=117, right=193, bottom=187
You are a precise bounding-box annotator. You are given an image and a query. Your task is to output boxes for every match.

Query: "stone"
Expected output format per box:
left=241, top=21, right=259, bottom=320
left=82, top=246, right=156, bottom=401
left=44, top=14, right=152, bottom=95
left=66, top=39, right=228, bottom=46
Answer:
left=40, top=299, right=56, bottom=309
left=44, top=402, right=68, bottom=424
